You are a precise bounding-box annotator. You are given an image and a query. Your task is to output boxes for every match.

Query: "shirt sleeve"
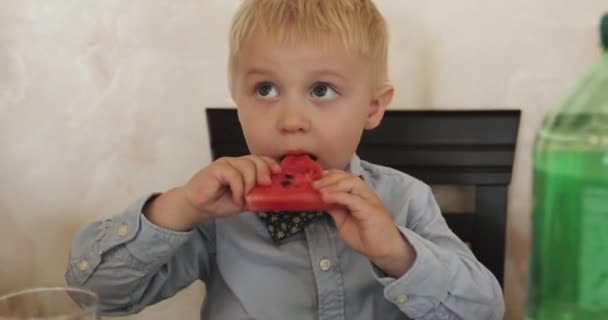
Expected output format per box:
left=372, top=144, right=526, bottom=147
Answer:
left=65, top=194, right=215, bottom=316
left=371, top=185, right=505, bottom=320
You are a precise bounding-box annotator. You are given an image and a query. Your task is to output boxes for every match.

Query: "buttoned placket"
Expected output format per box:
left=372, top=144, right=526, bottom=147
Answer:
left=304, top=218, right=345, bottom=320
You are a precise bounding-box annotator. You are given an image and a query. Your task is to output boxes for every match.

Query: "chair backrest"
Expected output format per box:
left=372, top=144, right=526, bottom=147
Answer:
left=206, top=107, right=521, bottom=287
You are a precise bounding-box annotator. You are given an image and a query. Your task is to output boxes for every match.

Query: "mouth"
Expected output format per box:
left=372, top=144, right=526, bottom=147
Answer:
left=279, top=150, right=318, bottom=161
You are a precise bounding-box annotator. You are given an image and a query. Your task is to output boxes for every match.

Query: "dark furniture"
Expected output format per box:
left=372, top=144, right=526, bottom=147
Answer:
left=206, top=107, right=521, bottom=287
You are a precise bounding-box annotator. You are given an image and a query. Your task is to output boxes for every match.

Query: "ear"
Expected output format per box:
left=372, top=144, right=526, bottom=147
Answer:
left=364, top=84, right=394, bottom=130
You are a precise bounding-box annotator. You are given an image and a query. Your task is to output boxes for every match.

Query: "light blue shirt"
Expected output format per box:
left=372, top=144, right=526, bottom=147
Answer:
left=66, top=155, right=504, bottom=319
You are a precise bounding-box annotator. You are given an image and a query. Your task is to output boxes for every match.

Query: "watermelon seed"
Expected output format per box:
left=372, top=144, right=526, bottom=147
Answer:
left=284, top=174, right=294, bottom=179
left=281, top=180, right=291, bottom=187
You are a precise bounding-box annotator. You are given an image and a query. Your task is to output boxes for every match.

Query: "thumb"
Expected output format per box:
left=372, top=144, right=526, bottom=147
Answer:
left=326, top=207, right=348, bottom=228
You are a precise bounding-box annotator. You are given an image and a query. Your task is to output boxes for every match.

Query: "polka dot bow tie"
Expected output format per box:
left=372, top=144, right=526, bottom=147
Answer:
left=258, top=211, right=327, bottom=242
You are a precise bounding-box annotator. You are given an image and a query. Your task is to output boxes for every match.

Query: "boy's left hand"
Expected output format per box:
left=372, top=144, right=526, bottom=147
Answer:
left=313, top=169, right=417, bottom=278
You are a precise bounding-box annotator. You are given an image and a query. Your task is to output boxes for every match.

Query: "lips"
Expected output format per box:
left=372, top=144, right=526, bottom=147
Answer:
left=279, top=150, right=318, bottom=161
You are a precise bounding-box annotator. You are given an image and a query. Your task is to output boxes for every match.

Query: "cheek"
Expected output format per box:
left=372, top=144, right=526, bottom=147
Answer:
left=317, top=118, right=363, bottom=154
left=238, top=108, right=272, bottom=154
left=240, top=122, right=273, bottom=154
left=324, top=120, right=360, bottom=140
left=317, top=100, right=367, bottom=137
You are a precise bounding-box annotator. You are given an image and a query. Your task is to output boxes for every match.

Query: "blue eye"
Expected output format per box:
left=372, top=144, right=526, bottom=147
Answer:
left=311, top=83, right=338, bottom=100
left=256, top=83, right=279, bottom=98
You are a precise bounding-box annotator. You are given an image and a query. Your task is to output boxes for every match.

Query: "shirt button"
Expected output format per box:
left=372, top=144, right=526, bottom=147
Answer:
left=319, top=258, right=332, bottom=271
left=79, top=260, right=90, bottom=271
left=396, top=294, right=409, bottom=304
left=118, top=224, right=129, bottom=237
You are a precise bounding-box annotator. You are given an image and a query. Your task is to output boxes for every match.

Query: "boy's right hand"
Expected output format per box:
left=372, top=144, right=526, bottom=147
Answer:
left=144, top=155, right=281, bottom=231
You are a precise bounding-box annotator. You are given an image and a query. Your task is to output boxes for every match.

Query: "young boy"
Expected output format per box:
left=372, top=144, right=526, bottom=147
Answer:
left=66, top=0, right=504, bottom=319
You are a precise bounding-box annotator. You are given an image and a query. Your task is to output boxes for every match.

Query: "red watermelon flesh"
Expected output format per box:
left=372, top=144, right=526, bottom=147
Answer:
left=246, top=154, right=330, bottom=211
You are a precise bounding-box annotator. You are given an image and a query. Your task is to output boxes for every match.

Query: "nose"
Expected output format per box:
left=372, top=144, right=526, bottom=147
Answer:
left=276, top=102, right=311, bottom=134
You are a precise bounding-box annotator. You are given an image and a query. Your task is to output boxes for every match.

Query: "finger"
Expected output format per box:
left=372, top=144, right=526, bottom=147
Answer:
left=213, top=160, right=245, bottom=205
left=321, top=176, right=371, bottom=200
left=313, top=169, right=350, bottom=189
left=227, top=157, right=258, bottom=195
left=326, top=207, right=348, bottom=228
left=321, top=191, right=373, bottom=221
left=259, top=156, right=282, bottom=174
left=247, top=156, right=273, bottom=185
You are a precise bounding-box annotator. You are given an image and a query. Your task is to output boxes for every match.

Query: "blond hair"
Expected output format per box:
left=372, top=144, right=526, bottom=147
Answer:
left=228, top=0, right=389, bottom=88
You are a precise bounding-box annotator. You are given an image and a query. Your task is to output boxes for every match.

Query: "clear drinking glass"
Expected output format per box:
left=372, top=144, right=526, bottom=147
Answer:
left=0, top=288, right=99, bottom=320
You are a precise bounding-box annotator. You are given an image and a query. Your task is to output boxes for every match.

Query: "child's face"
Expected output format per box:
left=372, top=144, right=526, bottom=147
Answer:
left=231, top=30, right=393, bottom=170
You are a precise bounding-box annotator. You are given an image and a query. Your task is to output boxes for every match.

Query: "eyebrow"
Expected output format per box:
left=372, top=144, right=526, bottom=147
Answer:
left=244, top=68, right=276, bottom=78
left=310, top=70, right=348, bottom=82
left=244, top=68, right=348, bottom=82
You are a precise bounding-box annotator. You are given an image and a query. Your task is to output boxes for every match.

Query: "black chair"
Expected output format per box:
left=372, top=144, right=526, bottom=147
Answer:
left=206, top=108, right=521, bottom=287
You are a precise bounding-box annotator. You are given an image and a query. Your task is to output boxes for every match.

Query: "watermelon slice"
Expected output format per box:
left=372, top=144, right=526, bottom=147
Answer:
left=246, top=154, right=330, bottom=211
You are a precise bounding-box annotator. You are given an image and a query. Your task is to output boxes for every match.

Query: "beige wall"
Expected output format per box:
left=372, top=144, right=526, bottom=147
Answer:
left=1, top=1, right=606, bottom=319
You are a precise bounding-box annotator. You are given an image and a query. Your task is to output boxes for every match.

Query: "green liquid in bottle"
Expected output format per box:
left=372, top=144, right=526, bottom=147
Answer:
left=528, top=148, right=608, bottom=319
left=527, top=14, right=608, bottom=319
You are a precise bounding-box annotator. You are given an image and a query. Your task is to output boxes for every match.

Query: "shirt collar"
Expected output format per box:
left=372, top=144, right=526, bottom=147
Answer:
left=345, top=153, right=365, bottom=177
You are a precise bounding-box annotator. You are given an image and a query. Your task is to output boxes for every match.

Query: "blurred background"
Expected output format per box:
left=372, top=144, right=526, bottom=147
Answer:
left=1, top=0, right=607, bottom=319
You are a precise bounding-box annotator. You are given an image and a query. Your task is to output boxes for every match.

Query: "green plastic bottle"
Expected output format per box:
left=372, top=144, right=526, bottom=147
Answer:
left=527, top=14, right=608, bottom=320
